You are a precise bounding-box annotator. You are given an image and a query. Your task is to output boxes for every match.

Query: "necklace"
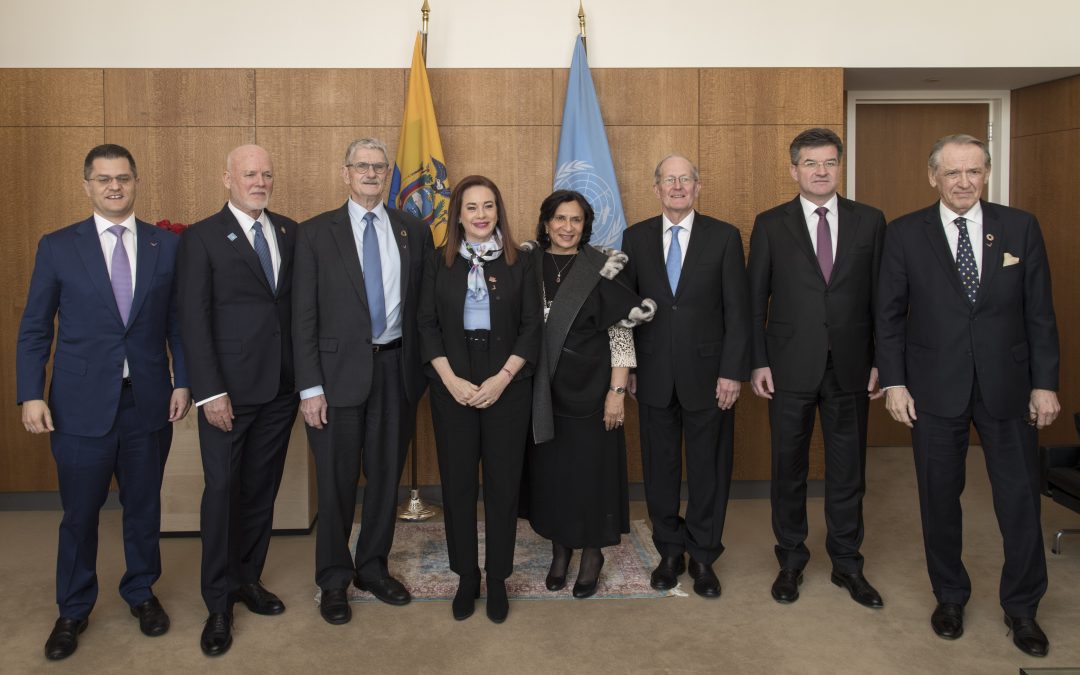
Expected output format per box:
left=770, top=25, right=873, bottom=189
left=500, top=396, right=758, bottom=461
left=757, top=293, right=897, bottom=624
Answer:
left=547, top=250, right=578, bottom=284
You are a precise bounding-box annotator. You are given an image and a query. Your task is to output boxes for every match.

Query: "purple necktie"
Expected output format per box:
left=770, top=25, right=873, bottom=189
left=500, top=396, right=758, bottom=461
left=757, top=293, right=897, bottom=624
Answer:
left=108, top=224, right=133, bottom=324
left=815, top=206, right=833, bottom=283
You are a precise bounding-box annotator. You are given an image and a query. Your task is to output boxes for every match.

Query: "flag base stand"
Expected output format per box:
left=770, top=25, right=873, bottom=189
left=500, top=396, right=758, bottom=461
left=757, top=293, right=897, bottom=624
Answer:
left=398, top=489, right=440, bottom=521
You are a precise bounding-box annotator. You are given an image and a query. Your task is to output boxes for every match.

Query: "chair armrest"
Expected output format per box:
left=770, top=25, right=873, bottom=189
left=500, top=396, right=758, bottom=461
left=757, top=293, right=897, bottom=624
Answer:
left=1040, top=444, right=1080, bottom=495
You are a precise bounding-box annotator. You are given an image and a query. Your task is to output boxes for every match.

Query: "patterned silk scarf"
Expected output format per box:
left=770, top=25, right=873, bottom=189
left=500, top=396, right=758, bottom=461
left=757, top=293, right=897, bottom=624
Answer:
left=458, top=232, right=504, bottom=301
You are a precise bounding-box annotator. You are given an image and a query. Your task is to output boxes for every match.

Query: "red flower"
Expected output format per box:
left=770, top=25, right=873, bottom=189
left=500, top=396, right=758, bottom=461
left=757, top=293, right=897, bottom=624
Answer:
left=156, top=219, right=188, bottom=234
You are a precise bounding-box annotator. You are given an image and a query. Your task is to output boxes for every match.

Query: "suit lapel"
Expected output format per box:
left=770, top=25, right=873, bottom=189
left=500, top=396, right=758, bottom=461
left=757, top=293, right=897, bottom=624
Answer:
left=267, top=209, right=292, bottom=295
left=831, top=198, right=862, bottom=282
left=921, top=205, right=969, bottom=303
left=328, top=203, right=370, bottom=309
left=782, top=198, right=822, bottom=282
left=219, top=205, right=275, bottom=295
left=976, top=200, right=1002, bottom=309
left=641, top=218, right=672, bottom=300
left=128, top=220, right=160, bottom=326
left=74, top=217, right=124, bottom=326
left=387, top=209, right=411, bottom=300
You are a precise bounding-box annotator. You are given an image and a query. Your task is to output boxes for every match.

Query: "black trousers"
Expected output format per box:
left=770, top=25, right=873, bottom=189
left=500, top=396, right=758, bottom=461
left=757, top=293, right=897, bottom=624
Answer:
left=53, top=384, right=172, bottom=619
left=769, top=357, right=868, bottom=574
left=639, top=390, right=734, bottom=566
left=307, top=348, right=415, bottom=590
left=429, top=344, right=531, bottom=581
left=911, top=381, right=1046, bottom=617
left=199, top=387, right=298, bottom=613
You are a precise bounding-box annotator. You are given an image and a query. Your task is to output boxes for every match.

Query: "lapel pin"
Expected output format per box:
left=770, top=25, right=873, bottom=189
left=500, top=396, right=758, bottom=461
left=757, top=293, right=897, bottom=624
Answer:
left=985, top=233, right=994, bottom=247
left=227, top=232, right=238, bottom=242
left=280, top=226, right=286, bottom=235
left=150, top=240, right=158, bottom=247
left=400, top=229, right=407, bottom=238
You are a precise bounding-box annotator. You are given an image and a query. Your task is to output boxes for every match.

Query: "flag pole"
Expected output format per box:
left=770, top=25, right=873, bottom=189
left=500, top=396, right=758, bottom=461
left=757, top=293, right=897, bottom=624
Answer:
left=399, top=0, right=441, bottom=522
left=578, top=1, right=587, bottom=55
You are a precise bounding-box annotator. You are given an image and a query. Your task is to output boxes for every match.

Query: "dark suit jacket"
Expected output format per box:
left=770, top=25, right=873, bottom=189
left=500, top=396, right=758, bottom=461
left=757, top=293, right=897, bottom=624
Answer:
left=876, top=200, right=1059, bottom=419
left=748, top=196, right=886, bottom=393
left=293, top=203, right=433, bottom=407
left=621, top=212, right=751, bottom=411
left=16, top=217, right=188, bottom=436
left=417, top=247, right=541, bottom=381
left=178, top=204, right=297, bottom=406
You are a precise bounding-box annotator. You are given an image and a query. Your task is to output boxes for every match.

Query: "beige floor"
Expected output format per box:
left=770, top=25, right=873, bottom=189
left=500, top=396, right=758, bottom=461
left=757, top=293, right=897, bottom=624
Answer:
left=1, top=446, right=1078, bottom=674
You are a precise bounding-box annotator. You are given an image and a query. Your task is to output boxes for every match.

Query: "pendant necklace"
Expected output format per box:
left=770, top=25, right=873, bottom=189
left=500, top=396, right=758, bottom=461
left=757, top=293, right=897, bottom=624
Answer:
left=548, top=250, right=578, bottom=284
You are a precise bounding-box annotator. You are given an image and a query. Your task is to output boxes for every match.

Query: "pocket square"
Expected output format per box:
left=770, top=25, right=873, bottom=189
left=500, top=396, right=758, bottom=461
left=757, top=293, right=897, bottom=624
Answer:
left=1003, top=252, right=1020, bottom=267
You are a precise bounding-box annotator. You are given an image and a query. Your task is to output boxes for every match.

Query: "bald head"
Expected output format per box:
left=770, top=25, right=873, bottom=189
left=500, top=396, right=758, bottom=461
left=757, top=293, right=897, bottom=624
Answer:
left=224, top=145, right=274, bottom=219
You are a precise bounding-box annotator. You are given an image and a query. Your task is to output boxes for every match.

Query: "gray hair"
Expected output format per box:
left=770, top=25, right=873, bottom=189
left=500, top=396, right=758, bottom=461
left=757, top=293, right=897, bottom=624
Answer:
left=344, top=138, right=389, bottom=166
left=653, top=154, right=700, bottom=184
left=928, top=134, right=991, bottom=171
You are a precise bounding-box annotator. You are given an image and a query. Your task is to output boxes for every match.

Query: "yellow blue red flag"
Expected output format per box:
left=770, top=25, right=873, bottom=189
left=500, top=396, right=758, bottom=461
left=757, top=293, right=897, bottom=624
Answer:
left=388, top=32, right=451, bottom=247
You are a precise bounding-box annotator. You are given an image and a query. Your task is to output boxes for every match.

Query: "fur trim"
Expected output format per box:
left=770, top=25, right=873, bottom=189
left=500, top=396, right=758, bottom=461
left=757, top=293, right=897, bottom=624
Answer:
left=597, top=247, right=628, bottom=279
left=519, top=239, right=540, bottom=252
left=617, top=298, right=657, bottom=328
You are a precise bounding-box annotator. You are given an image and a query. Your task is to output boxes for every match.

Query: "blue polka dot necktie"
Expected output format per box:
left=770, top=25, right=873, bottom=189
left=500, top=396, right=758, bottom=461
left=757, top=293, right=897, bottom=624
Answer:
left=954, top=216, right=978, bottom=304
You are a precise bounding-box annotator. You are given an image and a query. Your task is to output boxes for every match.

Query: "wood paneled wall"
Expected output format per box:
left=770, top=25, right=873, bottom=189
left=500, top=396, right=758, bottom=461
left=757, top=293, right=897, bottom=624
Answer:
left=0, top=67, right=842, bottom=492
left=1011, top=75, right=1080, bottom=445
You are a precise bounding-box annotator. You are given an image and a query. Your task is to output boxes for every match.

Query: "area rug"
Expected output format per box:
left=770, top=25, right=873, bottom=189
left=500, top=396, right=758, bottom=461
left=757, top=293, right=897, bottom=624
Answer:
left=315, top=519, right=683, bottom=604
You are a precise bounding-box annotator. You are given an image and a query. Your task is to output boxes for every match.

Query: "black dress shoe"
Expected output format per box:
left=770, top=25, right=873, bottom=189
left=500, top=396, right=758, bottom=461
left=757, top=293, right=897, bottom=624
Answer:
left=688, top=559, right=721, bottom=598
left=572, top=550, right=604, bottom=599
left=232, top=583, right=285, bottom=615
left=319, top=588, right=351, bottom=625
left=130, top=596, right=170, bottom=636
left=650, top=554, right=686, bottom=591
left=771, top=569, right=803, bottom=604
left=453, top=571, right=481, bottom=620
left=1005, top=615, right=1049, bottom=657
left=354, top=575, right=411, bottom=606
left=486, top=578, right=509, bottom=623
left=546, top=542, right=572, bottom=591
left=930, top=602, right=964, bottom=639
left=830, top=571, right=883, bottom=608
left=199, top=612, right=232, bottom=657
left=45, top=617, right=87, bottom=661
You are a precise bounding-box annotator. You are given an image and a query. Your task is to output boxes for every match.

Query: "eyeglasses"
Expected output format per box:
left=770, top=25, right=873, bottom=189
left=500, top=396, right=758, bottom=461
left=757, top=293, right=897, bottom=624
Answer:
left=660, top=176, right=696, bottom=186
left=346, top=162, right=389, bottom=175
left=551, top=214, right=584, bottom=225
left=796, top=159, right=840, bottom=170
left=89, top=174, right=134, bottom=186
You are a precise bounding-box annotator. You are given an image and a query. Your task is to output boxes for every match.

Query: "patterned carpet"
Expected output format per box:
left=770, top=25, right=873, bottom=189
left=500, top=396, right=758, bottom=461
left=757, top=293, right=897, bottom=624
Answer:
left=316, top=519, right=681, bottom=603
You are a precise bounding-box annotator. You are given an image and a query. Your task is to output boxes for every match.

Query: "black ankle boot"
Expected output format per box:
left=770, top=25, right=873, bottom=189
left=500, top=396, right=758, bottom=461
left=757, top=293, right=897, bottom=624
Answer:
left=486, top=578, right=509, bottom=623
left=452, top=570, right=481, bottom=620
left=546, top=542, right=572, bottom=591
left=573, top=548, right=605, bottom=599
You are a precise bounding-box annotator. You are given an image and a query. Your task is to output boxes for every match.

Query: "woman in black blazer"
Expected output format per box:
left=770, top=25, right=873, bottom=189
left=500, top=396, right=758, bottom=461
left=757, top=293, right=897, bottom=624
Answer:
left=417, top=175, right=541, bottom=623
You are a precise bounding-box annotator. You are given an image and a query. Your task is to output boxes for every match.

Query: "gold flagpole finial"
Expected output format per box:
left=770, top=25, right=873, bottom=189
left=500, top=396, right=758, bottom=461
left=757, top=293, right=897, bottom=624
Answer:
left=578, top=1, right=587, bottom=54
left=421, top=0, right=430, bottom=62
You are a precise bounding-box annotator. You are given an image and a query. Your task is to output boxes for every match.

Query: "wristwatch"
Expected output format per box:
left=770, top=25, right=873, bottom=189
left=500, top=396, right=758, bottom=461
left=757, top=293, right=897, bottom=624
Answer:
left=609, top=385, right=626, bottom=394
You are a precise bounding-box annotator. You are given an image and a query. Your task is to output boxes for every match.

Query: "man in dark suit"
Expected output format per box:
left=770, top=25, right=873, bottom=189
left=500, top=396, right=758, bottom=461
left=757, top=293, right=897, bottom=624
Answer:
left=877, top=134, right=1060, bottom=657
left=178, top=144, right=299, bottom=656
left=748, top=128, right=886, bottom=608
left=293, top=138, right=434, bottom=625
left=621, top=154, right=750, bottom=598
left=17, top=144, right=190, bottom=660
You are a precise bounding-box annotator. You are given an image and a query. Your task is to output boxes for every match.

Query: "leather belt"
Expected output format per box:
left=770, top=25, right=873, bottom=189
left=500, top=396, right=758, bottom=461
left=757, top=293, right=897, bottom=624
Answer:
left=373, top=338, right=403, bottom=353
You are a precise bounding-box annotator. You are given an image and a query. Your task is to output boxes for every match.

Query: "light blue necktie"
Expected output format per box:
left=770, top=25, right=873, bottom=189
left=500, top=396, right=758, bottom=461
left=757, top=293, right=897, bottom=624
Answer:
left=252, top=219, right=276, bottom=294
left=362, top=212, right=387, bottom=339
left=666, top=225, right=683, bottom=293
left=107, top=225, right=133, bottom=324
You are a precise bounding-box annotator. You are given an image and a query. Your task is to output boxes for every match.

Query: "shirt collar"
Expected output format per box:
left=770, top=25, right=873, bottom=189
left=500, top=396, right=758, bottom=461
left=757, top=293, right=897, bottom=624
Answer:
left=94, top=212, right=136, bottom=236
left=940, top=200, right=983, bottom=228
left=799, top=194, right=839, bottom=223
left=662, top=210, right=695, bottom=234
left=227, top=201, right=271, bottom=233
left=348, top=198, right=389, bottom=227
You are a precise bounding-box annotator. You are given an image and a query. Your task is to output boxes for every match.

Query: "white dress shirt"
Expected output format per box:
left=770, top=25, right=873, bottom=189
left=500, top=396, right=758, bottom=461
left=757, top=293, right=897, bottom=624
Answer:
left=940, top=201, right=984, bottom=274
left=800, top=194, right=839, bottom=259
left=94, top=212, right=137, bottom=378
left=661, top=211, right=694, bottom=264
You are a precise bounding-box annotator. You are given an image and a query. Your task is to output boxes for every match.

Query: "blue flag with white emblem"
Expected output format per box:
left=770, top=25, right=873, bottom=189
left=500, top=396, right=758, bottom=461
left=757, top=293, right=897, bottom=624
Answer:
left=554, top=36, right=626, bottom=249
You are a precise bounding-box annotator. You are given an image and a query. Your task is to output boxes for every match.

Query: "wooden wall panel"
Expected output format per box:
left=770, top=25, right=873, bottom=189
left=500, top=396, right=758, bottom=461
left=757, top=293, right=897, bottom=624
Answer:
left=1011, top=125, right=1080, bottom=446
left=440, top=125, right=554, bottom=245
left=0, top=70, right=104, bottom=127
left=604, top=126, right=699, bottom=228
left=700, top=68, right=843, bottom=126
left=104, top=70, right=254, bottom=127
left=106, top=127, right=253, bottom=225
left=0, top=127, right=106, bottom=491
left=553, top=69, right=699, bottom=126
left=1012, top=76, right=1080, bottom=139
left=431, top=69, right=552, bottom=126
left=257, top=126, right=400, bottom=223
left=255, top=69, right=404, bottom=127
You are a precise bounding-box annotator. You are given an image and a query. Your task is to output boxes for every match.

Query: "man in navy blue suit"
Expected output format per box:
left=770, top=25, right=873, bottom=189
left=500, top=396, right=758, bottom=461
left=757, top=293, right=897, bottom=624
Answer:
left=16, top=144, right=190, bottom=661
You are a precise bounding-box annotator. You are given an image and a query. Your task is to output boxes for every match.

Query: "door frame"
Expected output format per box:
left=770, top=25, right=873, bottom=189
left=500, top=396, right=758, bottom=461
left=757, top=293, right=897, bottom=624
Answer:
left=846, top=90, right=1011, bottom=205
